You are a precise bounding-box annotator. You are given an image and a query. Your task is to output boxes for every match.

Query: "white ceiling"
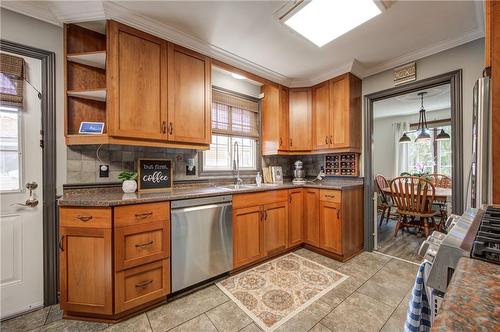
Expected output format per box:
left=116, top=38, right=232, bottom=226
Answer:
left=373, top=83, right=451, bottom=119
left=1, top=1, right=484, bottom=87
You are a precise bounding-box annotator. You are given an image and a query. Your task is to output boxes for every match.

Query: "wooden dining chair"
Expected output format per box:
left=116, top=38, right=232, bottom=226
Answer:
left=422, top=173, right=451, bottom=229
left=390, top=176, right=438, bottom=237
left=375, top=175, right=397, bottom=227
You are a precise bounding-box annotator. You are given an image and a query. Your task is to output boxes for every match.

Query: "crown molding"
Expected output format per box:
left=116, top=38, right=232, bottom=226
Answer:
left=0, top=2, right=61, bottom=26
left=362, top=27, right=484, bottom=78
left=103, top=1, right=291, bottom=86
left=49, top=1, right=105, bottom=23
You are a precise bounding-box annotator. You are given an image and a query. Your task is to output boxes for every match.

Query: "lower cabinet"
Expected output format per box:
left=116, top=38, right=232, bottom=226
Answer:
left=233, top=205, right=265, bottom=268
left=288, top=189, right=304, bottom=247
left=304, top=189, right=320, bottom=247
left=59, top=202, right=171, bottom=321
left=59, top=225, right=113, bottom=315
left=319, top=201, right=342, bottom=254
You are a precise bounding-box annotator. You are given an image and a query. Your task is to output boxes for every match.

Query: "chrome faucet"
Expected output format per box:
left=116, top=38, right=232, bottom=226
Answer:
left=233, top=141, right=243, bottom=187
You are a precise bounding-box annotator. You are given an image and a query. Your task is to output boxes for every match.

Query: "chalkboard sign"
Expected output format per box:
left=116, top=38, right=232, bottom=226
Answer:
left=137, top=158, right=173, bottom=192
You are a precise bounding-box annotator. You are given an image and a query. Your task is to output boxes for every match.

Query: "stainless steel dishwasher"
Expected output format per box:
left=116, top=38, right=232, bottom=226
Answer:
left=171, top=195, right=233, bottom=292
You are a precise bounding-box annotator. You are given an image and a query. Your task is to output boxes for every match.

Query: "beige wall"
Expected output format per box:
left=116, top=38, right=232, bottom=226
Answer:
left=363, top=38, right=485, bottom=202
left=1, top=8, right=66, bottom=194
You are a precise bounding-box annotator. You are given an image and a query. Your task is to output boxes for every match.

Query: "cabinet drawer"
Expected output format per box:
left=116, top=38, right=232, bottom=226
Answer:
left=233, top=190, right=288, bottom=209
left=115, top=202, right=170, bottom=228
left=115, top=220, right=170, bottom=271
left=115, top=259, right=170, bottom=313
left=60, top=207, right=111, bottom=228
left=319, top=190, right=341, bottom=203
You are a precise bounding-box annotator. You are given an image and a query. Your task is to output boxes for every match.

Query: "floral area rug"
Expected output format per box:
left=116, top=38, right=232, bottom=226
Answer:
left=216, top=253, right=348, bottom=331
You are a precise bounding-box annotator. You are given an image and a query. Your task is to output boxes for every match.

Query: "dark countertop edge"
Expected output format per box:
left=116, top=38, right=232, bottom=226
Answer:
left=58, top=182, right=364, bottom=207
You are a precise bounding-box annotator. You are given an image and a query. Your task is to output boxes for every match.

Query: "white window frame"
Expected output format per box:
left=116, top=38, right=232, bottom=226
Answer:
left=0, top=105, right=23, bottom=193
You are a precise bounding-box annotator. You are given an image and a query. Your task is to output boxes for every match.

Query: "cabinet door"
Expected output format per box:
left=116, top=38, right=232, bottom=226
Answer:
left=304, top=189, right=320, bottom=247
left=330, top=74, right=361, bottom=149
left=312, top=81, right=330, bottom=150
left=233, top=206, right=264, bottom=268
left=108, top=21, right=167, bottom=140
left=319, top=201, right=342, bottom=254
left=59, top=227, right=112, bottom=315
left=263, top=201, right=288, bottom=254
left=288, top=88, right=312, bottom=151
left=279, top=86, right=290, bottom=151
left=288, top=189, right=304, bottom=247
left=261, top=84, right=282, bottom=154
left=167, top=44, right=211, bottom=144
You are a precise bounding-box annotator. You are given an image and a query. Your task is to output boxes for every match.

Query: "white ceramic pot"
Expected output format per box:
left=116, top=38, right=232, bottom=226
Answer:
left=122, top=180, right=137, bottom=193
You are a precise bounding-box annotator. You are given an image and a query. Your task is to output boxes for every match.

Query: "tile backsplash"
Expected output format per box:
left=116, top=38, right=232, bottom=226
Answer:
left=66, top=145, right=326, bottom=184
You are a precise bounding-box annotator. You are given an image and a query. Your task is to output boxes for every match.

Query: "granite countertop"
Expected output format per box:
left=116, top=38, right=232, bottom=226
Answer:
left=432, top=257, right=500, bottom=331
left=58, top=179, right=363, bottom=207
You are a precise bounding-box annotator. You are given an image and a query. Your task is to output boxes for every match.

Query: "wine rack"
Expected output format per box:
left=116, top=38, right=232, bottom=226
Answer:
left=324, top=153, right=359, bottom=177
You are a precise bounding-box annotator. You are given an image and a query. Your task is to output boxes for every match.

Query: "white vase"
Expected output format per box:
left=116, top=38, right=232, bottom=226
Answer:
left=122, top=180, right=137, bottom=193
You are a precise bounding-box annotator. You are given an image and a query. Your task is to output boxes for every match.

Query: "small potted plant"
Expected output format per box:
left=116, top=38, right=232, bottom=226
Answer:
left=118, top=171, right=138, bottom=193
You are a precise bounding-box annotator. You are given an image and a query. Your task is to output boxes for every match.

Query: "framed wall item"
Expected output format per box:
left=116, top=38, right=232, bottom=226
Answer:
left=270, top=166, right=283, bottom=184
left=137, top=158, right=173, bottom=192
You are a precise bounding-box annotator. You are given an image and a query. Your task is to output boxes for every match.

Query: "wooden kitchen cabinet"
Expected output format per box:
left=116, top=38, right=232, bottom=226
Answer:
left=107, top=21, right=167, bottom=141
left=329, top=73, right=362, bottom=150
left=59, top=202, right=171, bottom=322
left=312, top=81, right=331, bottom=150
left=304, top=189, right=320, bottom=247
left=288, top=189, right=304, bottom=247
left=261, top=84, right=289, bottom=155
left=233, top=205, right=265, bottom=268
left=232, top=190, right=288, bottom=269
left=288, top=88, right=312, bottom=151
left=263, top=201, right=288, bottom=254
left=59, top=208, right=113, bottom=316
left=316, top=188, right=364, bottom=261
left=167, top=44, right=211, bottom=144
left=319, top=201, right=342, bottom=255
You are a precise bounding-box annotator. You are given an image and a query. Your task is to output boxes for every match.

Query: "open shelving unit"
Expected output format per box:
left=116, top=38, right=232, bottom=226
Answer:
left=65, top=23, right=108, bottom=143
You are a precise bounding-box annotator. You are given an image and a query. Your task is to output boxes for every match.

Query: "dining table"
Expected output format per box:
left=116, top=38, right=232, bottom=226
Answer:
left=381, top=186, right=452, bottom=202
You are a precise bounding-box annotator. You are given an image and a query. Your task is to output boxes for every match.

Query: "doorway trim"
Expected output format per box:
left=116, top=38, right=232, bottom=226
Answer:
left=0, top=40, right=58, bottom=306
left=363, top=70, right=463, bottom=251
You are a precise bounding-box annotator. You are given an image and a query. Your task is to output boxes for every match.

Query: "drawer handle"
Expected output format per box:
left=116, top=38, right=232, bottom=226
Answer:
left=135, top=211, right=153, bottom=219
left=325, top=195, right=336, bottom=198
left=135, top=240, right=154, bottom=248
left=75, top=215, right=93, bottom=222
left=135, top=280, right=153, bottom=288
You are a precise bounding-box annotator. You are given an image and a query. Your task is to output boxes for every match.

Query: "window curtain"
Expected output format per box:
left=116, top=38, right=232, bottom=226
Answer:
left=0, top=53, right=25, bottom=107
left=393, top=121, right=409, bottom=177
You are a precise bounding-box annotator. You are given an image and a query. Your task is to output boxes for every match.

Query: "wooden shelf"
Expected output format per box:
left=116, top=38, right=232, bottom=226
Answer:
left=67, top=89, right=106, bottom=102
left=67, top=51, right=106, bottom=69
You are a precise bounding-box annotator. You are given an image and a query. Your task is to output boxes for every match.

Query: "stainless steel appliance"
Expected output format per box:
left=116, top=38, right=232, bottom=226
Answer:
left=171, top=195, right=233, bottom=292
left=469, top=76, right=492, bottom=208
left=292, top=160, right=306, bottom=184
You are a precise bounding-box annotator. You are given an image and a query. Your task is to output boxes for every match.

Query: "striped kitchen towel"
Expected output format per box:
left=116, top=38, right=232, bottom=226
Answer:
left=404, top=260, right=432, bottom=332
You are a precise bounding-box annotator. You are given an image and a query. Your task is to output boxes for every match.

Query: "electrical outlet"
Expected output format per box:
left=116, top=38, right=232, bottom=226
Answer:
left=99, top=165, right=109, bottom=177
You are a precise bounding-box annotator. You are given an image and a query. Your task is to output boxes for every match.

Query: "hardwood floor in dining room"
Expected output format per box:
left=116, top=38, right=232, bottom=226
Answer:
left=376, top=216, right=424, bottom=264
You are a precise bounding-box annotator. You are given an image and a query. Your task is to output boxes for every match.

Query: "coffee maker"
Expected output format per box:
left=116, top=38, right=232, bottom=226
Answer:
left=292, top=160, right=306, bottom=184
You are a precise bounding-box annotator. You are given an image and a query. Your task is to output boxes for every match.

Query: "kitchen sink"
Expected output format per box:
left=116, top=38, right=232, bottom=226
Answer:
left=217, top=184, right=257, bottom=190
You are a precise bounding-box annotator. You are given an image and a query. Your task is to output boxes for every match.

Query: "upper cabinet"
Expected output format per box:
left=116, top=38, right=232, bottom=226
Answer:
left=107, top=21, right=167, bottom=141
left=288, top=88, right=312, bottom=151
left=261, top=84, right=289, bottom=155
left=167, top=44, right=211, bottom=144
left=261, top=73, right=361, bottom=155
left=329, top=73, right=362, bottom=151
left=65, top=21, right=211, bottom=149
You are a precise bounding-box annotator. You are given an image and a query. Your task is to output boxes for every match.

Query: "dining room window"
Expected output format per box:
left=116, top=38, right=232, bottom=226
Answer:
left=201, top=88, right=260, bottom=173
left=407, top=123, right=452, bottom=176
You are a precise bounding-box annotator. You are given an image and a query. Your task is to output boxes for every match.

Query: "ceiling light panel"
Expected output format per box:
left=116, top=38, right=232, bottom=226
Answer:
left=284, top=0, right=382, bottom=47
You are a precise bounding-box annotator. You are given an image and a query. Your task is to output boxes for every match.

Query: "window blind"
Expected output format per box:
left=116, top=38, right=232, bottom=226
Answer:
left=0, top=53, right=24, bottom=107
left=212, top=89, right=259, bottom=138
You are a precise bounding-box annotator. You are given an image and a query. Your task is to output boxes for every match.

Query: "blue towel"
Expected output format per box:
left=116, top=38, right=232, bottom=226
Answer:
left=404, top=261, right=432, bottom=332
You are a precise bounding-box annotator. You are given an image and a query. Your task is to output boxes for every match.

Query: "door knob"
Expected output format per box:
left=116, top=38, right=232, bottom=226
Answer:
left=11, top=182, right=39, bottom=208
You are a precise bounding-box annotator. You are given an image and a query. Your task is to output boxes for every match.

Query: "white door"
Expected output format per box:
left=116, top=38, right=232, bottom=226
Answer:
left=0, top=52, right=44, bottom=319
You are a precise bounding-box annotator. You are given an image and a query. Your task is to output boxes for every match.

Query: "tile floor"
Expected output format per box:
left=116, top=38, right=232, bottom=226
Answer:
left=1, top=249, right=418, bottom=332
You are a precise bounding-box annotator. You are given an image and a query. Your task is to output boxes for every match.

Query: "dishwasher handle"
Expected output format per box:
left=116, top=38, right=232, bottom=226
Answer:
left=172, top=202, right=232, bottom=213
left=171, top=195, right=232, bottom=209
